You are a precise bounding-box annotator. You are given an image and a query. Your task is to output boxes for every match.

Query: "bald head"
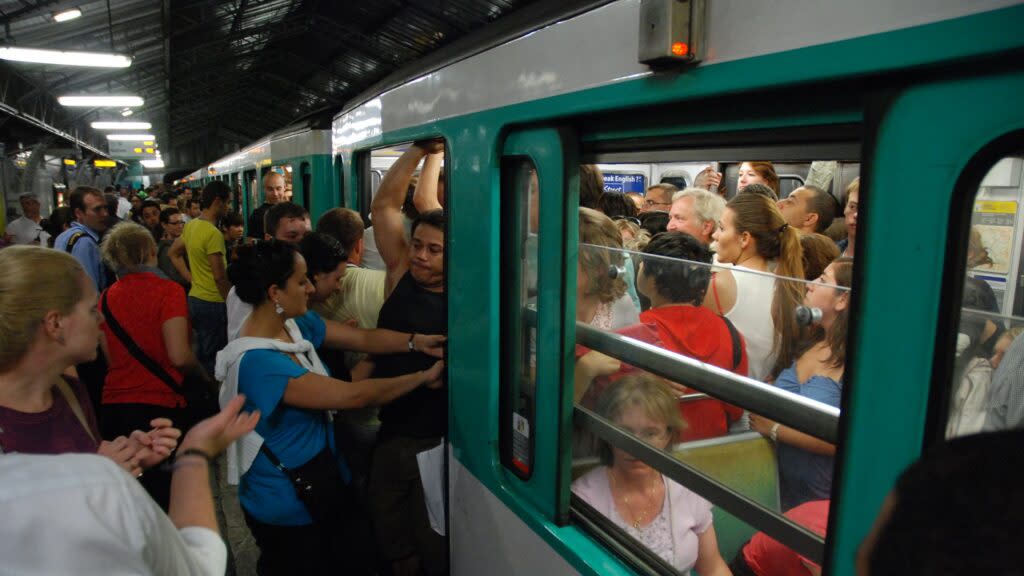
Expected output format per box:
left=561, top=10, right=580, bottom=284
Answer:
left=263, top=172, right=286, bottom=205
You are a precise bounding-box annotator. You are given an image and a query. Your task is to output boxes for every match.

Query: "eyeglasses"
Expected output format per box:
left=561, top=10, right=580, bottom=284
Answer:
left=643, top=199, right=671, bottom=208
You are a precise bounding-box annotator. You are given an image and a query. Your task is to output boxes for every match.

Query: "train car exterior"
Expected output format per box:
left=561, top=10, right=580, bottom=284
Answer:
left=322, top=1, right=1024, bottom=574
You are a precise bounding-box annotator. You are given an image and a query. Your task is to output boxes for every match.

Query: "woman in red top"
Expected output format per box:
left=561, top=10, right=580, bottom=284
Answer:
left=576, top=232, right=748, bottom=441
left=99, top=222, right=205, bottom=509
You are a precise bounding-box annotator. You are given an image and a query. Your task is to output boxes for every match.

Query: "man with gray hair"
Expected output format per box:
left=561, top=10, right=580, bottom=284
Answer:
left=665, top=187, right=726, bottom=246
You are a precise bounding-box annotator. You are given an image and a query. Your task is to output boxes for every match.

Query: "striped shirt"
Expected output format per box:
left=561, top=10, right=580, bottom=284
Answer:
left=984, top=332, right=1024, bottom=431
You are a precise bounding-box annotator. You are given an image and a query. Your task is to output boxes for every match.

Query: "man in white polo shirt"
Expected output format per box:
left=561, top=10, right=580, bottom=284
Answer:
left=6, top=194, right=49, bottom=245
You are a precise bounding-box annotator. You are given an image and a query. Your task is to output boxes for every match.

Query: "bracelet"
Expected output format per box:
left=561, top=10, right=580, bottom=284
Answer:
left=176, top=447, right=215, bottom=465
left=408, top=333, right=417, bottom=352
left=769, top=423, right=780, bottom=443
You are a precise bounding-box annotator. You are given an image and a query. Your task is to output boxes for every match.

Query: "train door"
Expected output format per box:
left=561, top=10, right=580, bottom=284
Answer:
left=333, top=154, right=345, bottom=207
left=451, top=127, right=580, bottom=575
left=244, top=169, right=258, bottom=225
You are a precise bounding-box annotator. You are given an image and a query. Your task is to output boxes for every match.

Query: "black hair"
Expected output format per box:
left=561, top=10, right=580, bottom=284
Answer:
left=159, top=207, right=181, bottom=225
left=740, top=183, right=779, bottom=202
left=104, top=186, right=115, bottom=193
left=221, top=211, right=244, bottom=228
left=598, top=192, right=638, bottom=220
left=411, top=209, right=446, bottom=237
left=188, top=198, right=201, bottom=208
left=227, top=240, right=298, bottom=306
left=265, top=202, right=307, bottom=237
left=104, top=193, right=119, bottom=215
left=801, top=185, right=836, bottom=233
left=640, top=232, right=713, bottom=304
left=299, top=232, right=347, bottom=281
left=639, top=211, right=669, bottom=236
left=200, top=180, right=231, bottom=210
left=141, top=200, right=161, bottom=213
left=868, top=428, right=1024, bottom=576
left=45, top=207, right=74, bottom=245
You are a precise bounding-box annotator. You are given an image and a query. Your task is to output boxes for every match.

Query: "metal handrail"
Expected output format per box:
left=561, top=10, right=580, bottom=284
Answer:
left=574, top=405, right=826, bottom=563
left=574, top=319, right=841, bottom=444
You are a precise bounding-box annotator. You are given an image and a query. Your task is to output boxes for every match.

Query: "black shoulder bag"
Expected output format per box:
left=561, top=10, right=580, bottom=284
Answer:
left=101, top=293, right=219, bottom=424
left=260, top=423, right=346, bottom=529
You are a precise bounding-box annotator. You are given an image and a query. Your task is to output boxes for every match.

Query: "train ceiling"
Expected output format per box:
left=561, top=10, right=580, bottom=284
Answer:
left=0, top=0, right=559, bottom=172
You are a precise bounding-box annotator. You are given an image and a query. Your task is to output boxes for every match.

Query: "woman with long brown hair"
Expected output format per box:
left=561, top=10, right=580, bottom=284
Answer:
left=737, top=161, right=780, bottom=197
left=749, top=258, right=852, bottom=509
left=705, top=193, right=805, bottom=380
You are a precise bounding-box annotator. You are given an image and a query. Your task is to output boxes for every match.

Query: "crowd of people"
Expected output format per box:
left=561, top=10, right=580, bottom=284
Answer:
left=0, top=153, right=1021, bottom=575
left=567, top=160, right=1024, bottom=575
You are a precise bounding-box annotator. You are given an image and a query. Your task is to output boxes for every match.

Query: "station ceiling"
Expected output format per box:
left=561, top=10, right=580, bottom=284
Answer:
left=0, top=0, right=548, bottom=174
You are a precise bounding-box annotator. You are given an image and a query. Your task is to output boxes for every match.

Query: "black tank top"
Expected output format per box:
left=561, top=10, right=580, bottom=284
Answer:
left=374, top=271, right=447, bottom=438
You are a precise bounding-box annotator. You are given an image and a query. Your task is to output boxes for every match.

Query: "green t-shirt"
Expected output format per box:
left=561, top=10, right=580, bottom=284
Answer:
left=182, top=218, right=226, bottom=303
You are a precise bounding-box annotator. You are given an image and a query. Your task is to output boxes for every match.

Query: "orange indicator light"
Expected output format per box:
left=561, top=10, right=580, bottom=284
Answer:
left=671, top=42, right=688, bottom=56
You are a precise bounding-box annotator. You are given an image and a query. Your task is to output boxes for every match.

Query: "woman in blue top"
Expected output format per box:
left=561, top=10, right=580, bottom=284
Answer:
left=218, top=240, right=444, bottom=575
left=750, top=258, right=852, bottom=510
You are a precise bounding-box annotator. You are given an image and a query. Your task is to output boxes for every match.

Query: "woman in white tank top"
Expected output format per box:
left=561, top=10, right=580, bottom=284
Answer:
left=704, top=193, right=805, bottom=382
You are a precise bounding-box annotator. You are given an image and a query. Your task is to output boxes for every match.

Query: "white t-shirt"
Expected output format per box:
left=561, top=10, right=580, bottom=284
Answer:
left=117, top=196, right=133, bottom=219
left=226, top=286, right=253, bottom=341
left=6, top=215, right=49, bottom=245
left=0, top=453, right=226, bottom=575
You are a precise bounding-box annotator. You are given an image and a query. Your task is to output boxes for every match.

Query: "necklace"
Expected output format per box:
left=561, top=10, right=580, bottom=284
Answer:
left=611, top=470, right=660, bottom=529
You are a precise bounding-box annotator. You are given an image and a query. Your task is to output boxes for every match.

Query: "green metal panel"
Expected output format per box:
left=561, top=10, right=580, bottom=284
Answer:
left=829, top=68, right=1024, bottom=576
left=268, top=154, right=335, bottom=223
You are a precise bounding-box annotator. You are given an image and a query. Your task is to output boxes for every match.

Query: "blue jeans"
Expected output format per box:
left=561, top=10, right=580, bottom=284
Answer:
left=188, top=297, right=227, bottom=378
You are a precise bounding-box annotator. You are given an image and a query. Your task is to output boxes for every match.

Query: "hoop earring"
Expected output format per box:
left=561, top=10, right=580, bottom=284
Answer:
left=274, top=301, right=284, bottom=315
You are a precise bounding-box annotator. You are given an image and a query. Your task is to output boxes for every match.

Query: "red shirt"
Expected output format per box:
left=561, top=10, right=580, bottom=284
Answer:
left=100, top=272, right=189, bottom=408
left=742, top=500, right=830, bottom=575
left=578, top=305, right=748, bottom=441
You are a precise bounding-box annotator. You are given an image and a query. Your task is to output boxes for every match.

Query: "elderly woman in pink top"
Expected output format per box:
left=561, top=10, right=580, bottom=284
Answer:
left=572, top=374, right=731, bottom=574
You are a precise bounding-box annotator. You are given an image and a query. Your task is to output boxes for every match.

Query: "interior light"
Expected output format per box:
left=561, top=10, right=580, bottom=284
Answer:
left=93, top=159, right=117, bottom=168
left=62, top=158, right=77, bottom=166
left=0, top=47, right=130, bottom=68
left=106, top=133, right=155, bottom=141
left=671, top=42, right=689, bottom=56
left=141, top=159, right=165, bottom=169
left=53, top=8, right=82, bottom=22
left=91, top=121, right=151, bottom=130
left=58, top=95, right=143, bottom=107
left=144, top=148, right=154, bottom=154
left=121, top=108, right=134, bottom=116
left=133, top=147, right=142, bottom=153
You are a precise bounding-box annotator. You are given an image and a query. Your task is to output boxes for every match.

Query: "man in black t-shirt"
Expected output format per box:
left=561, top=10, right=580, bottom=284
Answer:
left=366, top=140, right=448, bottom=576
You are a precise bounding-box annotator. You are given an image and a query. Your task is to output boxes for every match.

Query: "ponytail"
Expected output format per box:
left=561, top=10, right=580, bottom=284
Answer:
left=726, top=194, right=806, bottom=378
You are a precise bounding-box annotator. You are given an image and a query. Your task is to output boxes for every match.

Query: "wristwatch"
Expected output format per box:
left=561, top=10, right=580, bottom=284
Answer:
left=408, top=333, right=416, bottom=351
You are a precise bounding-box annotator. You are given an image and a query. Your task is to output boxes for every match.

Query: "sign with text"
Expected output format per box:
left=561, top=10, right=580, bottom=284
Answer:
left=603, top=173, right=646, bottom=194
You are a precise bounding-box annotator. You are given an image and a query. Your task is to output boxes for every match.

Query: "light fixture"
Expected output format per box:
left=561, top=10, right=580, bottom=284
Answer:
left=0, top=47, right=130, bottom=68
left=53, top=8, right=82, bottom=22
left=141, top=159, right=165, bottom=169
left=106, top=133, right=155, bottom=141
left=90, top=121, right=151, bottom=130
left=58, top=95, right=143, bottom=107
left=121, top=108, right=134, bottom=116
left=93, top=159, right=117, bottom=168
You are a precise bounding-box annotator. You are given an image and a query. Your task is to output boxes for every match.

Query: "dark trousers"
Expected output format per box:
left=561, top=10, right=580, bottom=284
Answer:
left=369, top=434, right=449, bottom=576
left=100, top=403, right=193, bottom=511
left=188, top=297, right=227, bottom=377
left=243, top=511, right=337, bottom=576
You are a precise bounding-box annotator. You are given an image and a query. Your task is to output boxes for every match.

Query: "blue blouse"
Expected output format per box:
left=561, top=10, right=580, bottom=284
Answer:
left=774, top=362, right=842, bottom=510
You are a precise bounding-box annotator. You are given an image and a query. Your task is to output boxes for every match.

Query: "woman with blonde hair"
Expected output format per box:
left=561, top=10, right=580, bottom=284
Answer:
left=99, top=221, right=208, bottom=509
left=0, top=246, right=178, bottom=474
left=705, top=193, right=805, bottom=380
left=578, top=207, right=640, bottom=330
left=572, top=374, right=730, bottom=574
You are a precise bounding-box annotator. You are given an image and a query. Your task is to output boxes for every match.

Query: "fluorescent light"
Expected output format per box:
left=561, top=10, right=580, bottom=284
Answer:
left=106, top=133, right=155, bottom=141
left=91, top=121, right=151, bottom=130
left=121, top=108, right=133, bottom=116
left=141, top=159, right=165, bottom=169
left=58, top=95, right=143, bottom=107
left=0, top=47, right=130, bottom=68
left=53, top=8, right=82, bottom=22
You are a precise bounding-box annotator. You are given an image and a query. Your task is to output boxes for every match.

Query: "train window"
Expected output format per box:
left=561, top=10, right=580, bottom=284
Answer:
left=499, top=160, right=540, bottom=478
left=363, top=143, right=446, bottom=223
left=941, top=152, right=1024, bottom=439
left=271, top=165, right=294, bottom=202
left=570, top=151, right=858, bottom=573
left=334, top=154, right=345, bottom=207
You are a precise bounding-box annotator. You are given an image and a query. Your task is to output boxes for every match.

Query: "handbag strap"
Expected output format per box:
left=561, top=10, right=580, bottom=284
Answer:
left=720, top=315, right=743, bottom=371
left=260, top=414, right=332, bottom=474
left=54, top=378, right=97, bottom=445
left=100, top=291, right=186, bottom=398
